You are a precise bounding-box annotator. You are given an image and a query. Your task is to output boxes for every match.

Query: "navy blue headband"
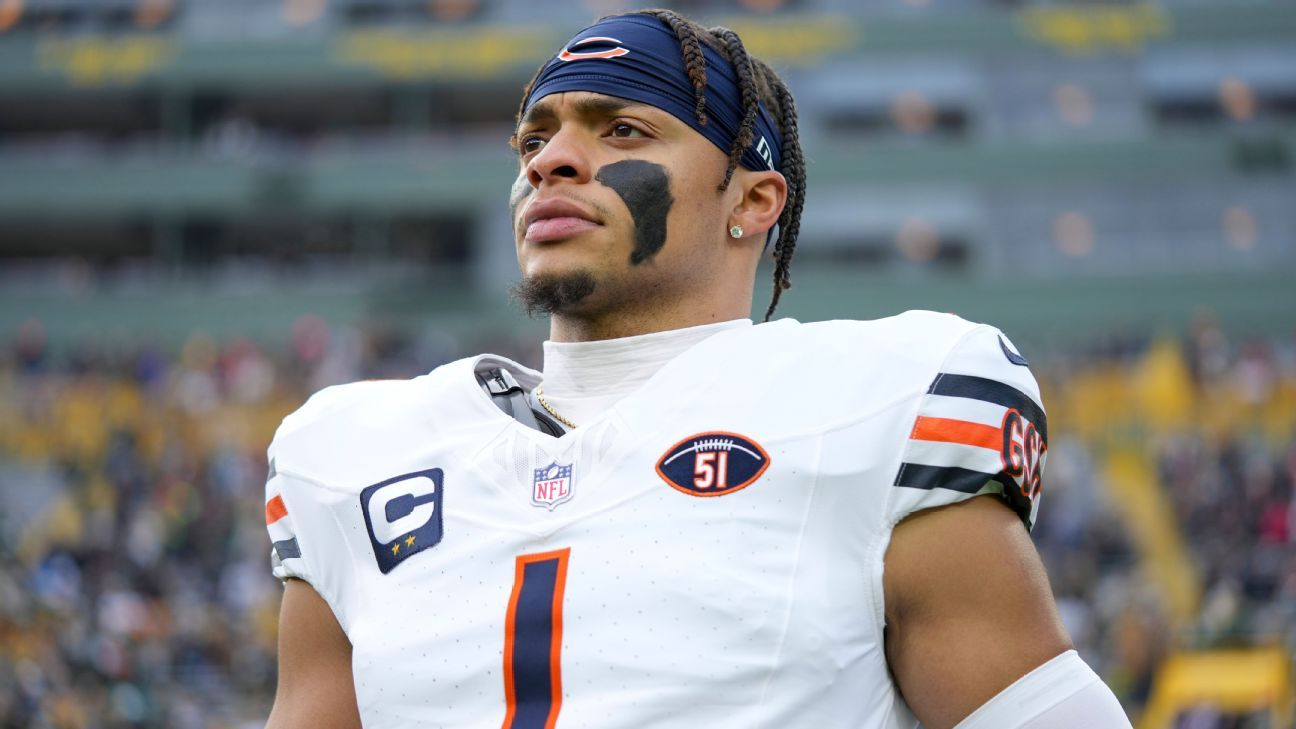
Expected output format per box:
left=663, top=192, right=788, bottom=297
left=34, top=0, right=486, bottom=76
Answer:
left=523, top=14, right=783, bottom=173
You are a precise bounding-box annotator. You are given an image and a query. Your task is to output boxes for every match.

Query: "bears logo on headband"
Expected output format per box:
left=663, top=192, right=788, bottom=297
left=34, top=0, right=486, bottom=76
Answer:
left=559, top=37, right=630, bottom=62
left=523, top=14, right=783, bottom=173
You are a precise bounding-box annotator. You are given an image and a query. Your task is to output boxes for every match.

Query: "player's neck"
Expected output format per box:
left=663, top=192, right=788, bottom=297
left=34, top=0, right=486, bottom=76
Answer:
left=539, top=318, right=751, bottom=424
left=548, top=301, right=752, bottom=343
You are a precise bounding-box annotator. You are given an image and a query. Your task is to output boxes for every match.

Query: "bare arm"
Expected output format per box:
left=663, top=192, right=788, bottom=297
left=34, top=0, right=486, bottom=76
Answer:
left=265, top=578, right=362, bottom=729
left=884, top=495, right=1074, bottom=729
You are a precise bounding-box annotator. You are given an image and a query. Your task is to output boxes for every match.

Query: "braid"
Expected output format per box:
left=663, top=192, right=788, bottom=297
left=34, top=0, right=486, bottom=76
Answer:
left=710, top=27, right=759, bottom=193
left=702, top=32, right=804, bottom=319
left=639, top=9, right=709, bottom=127
left=758, top=60, right=806, bottom=322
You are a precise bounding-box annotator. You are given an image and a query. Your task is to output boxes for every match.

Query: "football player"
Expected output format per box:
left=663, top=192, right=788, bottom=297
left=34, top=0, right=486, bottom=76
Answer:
left=265, top=9, right=1132, bottom=728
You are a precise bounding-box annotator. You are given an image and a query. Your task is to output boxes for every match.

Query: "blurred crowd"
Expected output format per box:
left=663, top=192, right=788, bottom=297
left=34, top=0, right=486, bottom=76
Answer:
left=0, top=313, right=1292, bottom=728
left=0, top=316, right=537, bottom=729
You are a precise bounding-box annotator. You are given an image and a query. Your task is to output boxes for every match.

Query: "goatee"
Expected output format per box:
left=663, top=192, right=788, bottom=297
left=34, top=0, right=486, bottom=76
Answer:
left=511, top=271, right=598, bottom=317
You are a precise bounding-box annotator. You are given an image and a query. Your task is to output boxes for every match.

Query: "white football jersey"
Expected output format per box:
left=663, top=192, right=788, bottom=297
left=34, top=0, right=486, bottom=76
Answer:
left=264, top=311, right=1048, bottom=729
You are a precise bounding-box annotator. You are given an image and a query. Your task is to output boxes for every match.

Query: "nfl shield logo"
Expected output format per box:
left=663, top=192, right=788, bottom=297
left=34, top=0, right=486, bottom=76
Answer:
left=532, top=462, right=574, bottom=510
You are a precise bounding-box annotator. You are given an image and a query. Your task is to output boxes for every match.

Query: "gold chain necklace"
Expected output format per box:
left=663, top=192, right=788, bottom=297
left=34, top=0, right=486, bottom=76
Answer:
left=533, top=384, right=578, bottom=429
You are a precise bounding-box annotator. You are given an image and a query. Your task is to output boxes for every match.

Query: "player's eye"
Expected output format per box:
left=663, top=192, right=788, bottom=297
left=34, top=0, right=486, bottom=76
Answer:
left=519, top=135, right=545, bottom=155
left=608, top=122, right=647, bottom=139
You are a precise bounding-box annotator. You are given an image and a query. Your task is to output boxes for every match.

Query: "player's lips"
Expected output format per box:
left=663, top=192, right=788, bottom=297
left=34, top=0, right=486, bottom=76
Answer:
left=523, top=199, right=601, bottom=243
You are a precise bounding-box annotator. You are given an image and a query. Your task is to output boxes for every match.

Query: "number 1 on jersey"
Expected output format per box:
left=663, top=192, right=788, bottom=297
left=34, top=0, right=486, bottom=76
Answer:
left=503, top=548, right=570, bottom=729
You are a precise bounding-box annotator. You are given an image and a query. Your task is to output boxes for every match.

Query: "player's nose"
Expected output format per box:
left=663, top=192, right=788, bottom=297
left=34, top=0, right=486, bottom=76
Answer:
left=526, top=128, right=594, bottom=188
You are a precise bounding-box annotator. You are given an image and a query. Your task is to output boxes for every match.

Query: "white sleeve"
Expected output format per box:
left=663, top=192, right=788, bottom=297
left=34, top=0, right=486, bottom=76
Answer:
left=262, top=382, right=360, bottom=588
left=954, top=650, right=1132, bottom=729
left=263, top=450, right=361, bottom=633
left=264, top=454, right=313, bottom=584
left=888, top=323, right=1048, bottom=530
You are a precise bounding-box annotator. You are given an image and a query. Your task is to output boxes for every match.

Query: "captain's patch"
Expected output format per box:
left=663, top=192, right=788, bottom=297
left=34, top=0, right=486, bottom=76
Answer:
left=360, top=469, right=444, bottom=574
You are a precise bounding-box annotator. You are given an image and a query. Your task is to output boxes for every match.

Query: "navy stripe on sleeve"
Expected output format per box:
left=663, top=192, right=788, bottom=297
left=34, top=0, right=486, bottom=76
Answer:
left=927, top=373, right=1047, bottom=442
left=895, top=463, right=999, bottom=494
left=273, top=537, right=301, bottom=560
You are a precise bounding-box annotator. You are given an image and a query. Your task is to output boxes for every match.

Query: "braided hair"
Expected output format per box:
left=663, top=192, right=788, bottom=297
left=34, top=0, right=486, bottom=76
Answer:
left=513, top=9, right=807, bottom=321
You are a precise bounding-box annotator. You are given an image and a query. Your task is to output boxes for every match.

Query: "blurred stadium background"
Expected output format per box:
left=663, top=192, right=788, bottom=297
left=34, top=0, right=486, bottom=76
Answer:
left=0, top=0, right=1293, bottom=727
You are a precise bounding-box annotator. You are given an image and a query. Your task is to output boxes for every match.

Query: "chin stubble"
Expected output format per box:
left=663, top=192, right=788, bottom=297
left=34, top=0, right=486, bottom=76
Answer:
left=510, top=271, right=599, bottom=317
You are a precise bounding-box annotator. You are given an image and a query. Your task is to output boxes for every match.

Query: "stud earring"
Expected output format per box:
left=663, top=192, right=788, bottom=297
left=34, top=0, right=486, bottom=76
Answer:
left=729, top=224, right=744, bottom=239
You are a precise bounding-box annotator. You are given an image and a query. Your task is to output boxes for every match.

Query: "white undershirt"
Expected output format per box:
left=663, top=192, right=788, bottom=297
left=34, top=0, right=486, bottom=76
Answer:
left=537, top=319, right=752, bottom=428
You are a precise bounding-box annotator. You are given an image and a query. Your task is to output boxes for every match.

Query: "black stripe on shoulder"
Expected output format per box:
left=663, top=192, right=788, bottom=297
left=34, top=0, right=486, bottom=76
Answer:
left=927, top=373, right=1048, bottom=442
left=273, top=538, right=302, bottom=560
left=893, top=464, right=1036, bottom=530
left=894, top=463, right=997, bottom=494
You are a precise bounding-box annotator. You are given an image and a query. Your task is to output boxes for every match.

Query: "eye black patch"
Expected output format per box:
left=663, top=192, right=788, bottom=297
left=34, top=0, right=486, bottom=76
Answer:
left=509, top=173, right=533, bottom=219
left=595, top=160, right=673, bottom=265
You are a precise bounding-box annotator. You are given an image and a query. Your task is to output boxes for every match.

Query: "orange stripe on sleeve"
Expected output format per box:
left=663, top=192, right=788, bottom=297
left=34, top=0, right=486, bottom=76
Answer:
left=911, top=416, right=1002, bottom=451
left=265, top=495, right=288, bottom=525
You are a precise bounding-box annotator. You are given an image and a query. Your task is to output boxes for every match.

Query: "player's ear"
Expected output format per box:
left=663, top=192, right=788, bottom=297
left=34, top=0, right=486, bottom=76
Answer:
left=727, top=169, right=786, bottom=244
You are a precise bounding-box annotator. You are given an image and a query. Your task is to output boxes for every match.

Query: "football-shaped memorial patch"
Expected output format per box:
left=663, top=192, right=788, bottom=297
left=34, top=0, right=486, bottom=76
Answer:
left=656, top=432, right=770, bottom=497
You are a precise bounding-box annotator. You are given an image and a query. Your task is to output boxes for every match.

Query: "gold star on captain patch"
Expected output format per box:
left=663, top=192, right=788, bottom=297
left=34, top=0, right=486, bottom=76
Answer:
left=405, top=534, right=416, bottom=548
left=391, top=542, right=400, bottom=555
